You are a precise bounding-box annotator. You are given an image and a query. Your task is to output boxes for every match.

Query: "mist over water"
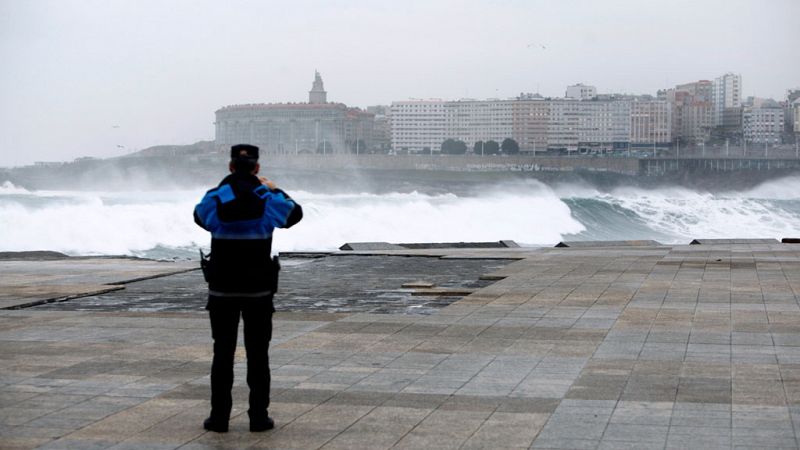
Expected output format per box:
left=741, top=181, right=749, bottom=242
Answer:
left=2, top=177, right=800, bottom=258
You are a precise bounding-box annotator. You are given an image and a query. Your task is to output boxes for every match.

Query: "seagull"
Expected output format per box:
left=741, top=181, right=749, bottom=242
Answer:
left=527, top=43, right=547, bottom=50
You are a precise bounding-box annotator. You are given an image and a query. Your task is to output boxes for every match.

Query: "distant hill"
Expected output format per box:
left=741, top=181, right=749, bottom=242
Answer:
left=122, top=141, right=217, bottom=158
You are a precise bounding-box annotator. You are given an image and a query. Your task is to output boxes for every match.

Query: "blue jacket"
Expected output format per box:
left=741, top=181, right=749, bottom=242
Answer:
left=194, top=172, right=302, bottom=297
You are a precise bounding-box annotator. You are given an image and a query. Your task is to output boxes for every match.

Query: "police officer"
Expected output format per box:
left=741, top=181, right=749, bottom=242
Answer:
left=194, top=144, right=302, bottom=433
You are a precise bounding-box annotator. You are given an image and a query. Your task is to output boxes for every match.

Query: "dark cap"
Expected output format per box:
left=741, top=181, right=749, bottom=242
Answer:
left=230, top=144, right=259, bottom=160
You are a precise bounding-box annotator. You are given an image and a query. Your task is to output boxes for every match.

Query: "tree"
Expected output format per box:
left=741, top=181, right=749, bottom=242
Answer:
left=501, top=138, right=520, bottom=154
left=484, top=140, right=500, bottom=155
left=316, top=140, right=334, bottom=154
left=473, top=140, right=484, bottom=155
left=441, top=138, right=467, bottom=154
left=349, top=139, right=367, bottom=154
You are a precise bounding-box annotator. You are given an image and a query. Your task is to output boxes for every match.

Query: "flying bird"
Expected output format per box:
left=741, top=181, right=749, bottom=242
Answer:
left=111, top=125, right=120, bottom=128
left=527, top=43, right=547, bottom=50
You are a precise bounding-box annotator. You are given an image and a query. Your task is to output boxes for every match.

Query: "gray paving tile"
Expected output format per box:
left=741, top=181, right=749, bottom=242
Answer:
left=602, top=423, right=668, bottom=444
left=666, top=427, right=732, bottom=449
left=6, top=246, right=800, bottom=449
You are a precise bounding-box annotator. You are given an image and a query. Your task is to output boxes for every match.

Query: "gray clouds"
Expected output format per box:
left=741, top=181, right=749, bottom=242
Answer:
left=1, top=0, right=798, bottom=166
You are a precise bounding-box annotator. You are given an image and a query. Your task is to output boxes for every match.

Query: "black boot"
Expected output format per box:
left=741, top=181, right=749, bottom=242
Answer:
left=203, top=416, right=229, bottom=433
left=250, top=415, right=275, bottom=432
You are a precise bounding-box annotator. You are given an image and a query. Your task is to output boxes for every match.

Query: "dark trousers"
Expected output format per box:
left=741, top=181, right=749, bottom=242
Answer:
left=208, top=297, right=273, bottom=421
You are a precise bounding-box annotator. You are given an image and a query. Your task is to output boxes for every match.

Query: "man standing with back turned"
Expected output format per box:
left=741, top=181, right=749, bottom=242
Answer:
left=194, top=144, right=303, bottom=432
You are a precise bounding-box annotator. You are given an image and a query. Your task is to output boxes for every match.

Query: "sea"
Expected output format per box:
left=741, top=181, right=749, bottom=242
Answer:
left=2, top=176, right=800, bottom=259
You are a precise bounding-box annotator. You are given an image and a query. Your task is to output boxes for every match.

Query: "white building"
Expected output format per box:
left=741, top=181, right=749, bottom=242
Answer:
left=565, top=84, right=597, bottom=100
left=389, top=99, right=514, bottom=153
left=389, top=100, right=447, bottom=153
left=743, top=106, right=784, bottom=144
left=511, top=99, right=549, bottom=152
left=391, top=96, right=670, bottom=154
left=630, top=99, right=672, bottom=146
left=794, top=98, right=800, bottom=135
left=712, top=73, right=742, bottom=126
left=546, top=99, right=630, bottom=153
left=444, top=99, right=513, bottom=150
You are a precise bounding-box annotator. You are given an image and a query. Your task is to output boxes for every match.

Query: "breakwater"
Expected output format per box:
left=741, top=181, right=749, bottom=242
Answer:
left=252, top=153, right=800, bottom=179
left=263, top=154, right=641, bottom=176
left=6, top=152, right=800, bottom=193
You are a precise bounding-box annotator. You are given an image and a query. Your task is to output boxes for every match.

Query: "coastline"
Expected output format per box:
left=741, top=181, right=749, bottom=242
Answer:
left=4, top=153, right=800, bottom=194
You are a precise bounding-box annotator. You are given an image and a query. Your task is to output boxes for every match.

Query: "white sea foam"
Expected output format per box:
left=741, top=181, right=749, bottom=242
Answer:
left=739, top=176, right=800, bottom=200
left=0, top=189, right=208, bottom=255
left=591, top=179, right=800, bottom=241
left=0, top=186, right=584, bottom=255
left=0, top=181, right=31, bottom=194
left=275, top=189, right=583, bottom=251
left=4, top=177, right=800, bottom=256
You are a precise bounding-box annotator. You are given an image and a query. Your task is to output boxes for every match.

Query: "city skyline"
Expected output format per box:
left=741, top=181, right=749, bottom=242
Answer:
left=1, top=0, right=798, bottom=166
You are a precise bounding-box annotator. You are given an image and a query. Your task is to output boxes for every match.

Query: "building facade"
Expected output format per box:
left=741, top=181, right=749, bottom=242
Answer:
left=511, top=99, right=550, bottom=152
left=444, top=99, right=513, bottom=149
left=389, top=100, right=447, bottom=153
left=215, top=72, right=374, bottom=154
left=743, top=106, right=785, bottom=144
left=669, top=80, right=713, bottom=144
left=794, top=98, right=800, bottom=136
left=565, top=84, right=597, bottom=100
left=630, top=99, right=672, bottom=146
left=389, top=99, right=515, bottom=153
left=366, top=105, right=391, bottom=152
left=712, top=73, right=742, bottom=126
left=391, top=95, right=671, bottom=154
left=546, top=99, right=631, bottom=153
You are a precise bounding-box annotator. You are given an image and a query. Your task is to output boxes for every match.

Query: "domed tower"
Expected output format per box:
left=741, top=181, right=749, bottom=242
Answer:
left=308, top=70, right=327, bottom=104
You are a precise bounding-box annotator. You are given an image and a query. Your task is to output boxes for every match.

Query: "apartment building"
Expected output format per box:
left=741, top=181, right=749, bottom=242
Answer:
left=743, top=106, right=785, bottom=144
left=444, top=99, right=513, bottom=149
left=712, top=73, right=742, bottom=126
left=794, top=98, right=800, bottom=136
left=630, top=99, right=672, bottom=146
left=511, top=99, right=550, bottom=152
left=390, top=95, right=670, bottom=154
left=546, top=99, right=631, bottom=153
left=565, top=84, right=597, bottom=100
left=669, top=80, right=713, bottom=144
left=389, top=100, right=447, bottom=153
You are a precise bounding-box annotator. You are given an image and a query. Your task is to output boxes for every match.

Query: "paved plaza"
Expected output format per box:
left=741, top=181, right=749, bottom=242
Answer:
left=3, top=242, right=800, bottom=449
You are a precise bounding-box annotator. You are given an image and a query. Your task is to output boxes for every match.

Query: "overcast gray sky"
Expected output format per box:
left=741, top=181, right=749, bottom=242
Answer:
left=1, top=0, right=798, bottom=167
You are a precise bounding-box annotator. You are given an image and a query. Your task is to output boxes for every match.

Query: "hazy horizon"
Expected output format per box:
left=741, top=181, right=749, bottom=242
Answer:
left=1, top=0, right=798, bottom=167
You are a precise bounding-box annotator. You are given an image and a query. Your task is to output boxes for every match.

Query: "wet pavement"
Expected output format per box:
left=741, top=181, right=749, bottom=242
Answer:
left=32, top=255, right=511, bottom=315
left=3, top=243, right=800, bottom=449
